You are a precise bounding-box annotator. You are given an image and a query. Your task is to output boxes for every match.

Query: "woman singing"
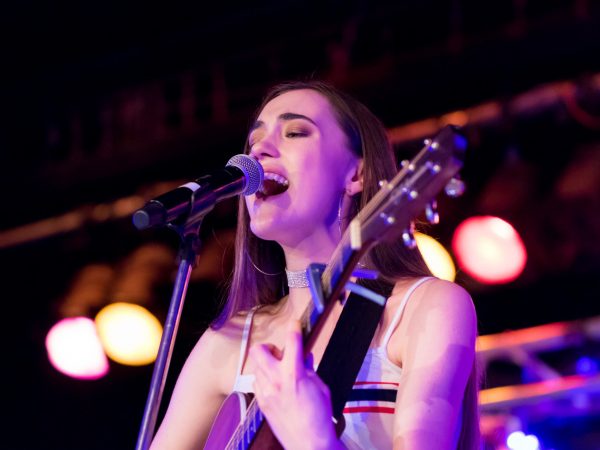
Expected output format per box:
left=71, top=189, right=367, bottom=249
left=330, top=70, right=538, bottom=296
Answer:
left=150, top=80, right=479, bottom=450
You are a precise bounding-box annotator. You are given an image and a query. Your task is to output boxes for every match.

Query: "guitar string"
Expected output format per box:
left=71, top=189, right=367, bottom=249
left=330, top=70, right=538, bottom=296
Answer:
left=228, top=398, right=261, bottom=450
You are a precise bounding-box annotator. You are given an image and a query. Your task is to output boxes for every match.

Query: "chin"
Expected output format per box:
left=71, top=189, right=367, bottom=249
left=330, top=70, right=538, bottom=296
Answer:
left=249, top=220, right=282, bottom=242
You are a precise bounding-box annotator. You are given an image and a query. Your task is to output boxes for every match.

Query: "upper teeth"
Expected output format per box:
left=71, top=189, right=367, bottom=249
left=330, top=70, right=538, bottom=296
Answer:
left=263, top=172, right=289, bottom=186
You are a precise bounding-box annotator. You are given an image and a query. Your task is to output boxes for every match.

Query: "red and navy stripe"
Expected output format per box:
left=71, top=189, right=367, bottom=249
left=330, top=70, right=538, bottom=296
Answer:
left=343, top=381, right=398, bottom=414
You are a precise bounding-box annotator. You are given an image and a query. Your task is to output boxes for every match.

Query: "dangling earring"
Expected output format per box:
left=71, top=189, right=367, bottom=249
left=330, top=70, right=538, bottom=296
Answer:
left=338, top=190, right=348, bottom=238
left=246, top=253, right=283, bottom=276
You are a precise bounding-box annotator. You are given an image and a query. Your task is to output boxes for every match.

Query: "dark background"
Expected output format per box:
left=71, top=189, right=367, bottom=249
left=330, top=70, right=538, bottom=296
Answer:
left=1, top=1, right=600, bottom=449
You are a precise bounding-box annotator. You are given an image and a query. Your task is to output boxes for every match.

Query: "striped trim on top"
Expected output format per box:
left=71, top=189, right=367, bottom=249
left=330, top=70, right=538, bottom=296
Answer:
left=343, top=381, right=398, bottom=415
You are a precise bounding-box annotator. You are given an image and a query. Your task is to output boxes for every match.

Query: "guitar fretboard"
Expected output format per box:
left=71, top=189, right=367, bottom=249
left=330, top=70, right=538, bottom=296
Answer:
left=226, top=397, right=264, bottom=450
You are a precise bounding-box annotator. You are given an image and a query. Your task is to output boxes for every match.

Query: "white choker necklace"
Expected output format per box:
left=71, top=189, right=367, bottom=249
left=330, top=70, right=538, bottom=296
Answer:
left=285, top=268, right=310, bottom=288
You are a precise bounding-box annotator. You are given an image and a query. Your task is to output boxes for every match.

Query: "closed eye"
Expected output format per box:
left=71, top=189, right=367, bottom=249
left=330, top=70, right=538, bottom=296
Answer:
left=285, top=130, right=308, bottom=138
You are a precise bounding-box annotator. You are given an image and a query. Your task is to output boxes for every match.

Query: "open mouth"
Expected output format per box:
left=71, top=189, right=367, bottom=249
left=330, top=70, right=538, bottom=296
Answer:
left=256, top=172, right=289, bottom=199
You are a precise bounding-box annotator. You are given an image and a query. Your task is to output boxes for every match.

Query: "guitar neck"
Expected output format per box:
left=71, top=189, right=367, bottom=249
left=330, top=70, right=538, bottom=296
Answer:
left=226, top=398, right=267, bottom=450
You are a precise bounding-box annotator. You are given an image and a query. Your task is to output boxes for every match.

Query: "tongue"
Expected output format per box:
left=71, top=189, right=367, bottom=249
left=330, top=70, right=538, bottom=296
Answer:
left=260, top=179, right=289, bottom=197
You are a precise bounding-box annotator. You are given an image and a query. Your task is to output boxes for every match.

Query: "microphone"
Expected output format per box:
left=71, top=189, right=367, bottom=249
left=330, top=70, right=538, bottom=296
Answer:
left=133, top=154, right=263, bottom=230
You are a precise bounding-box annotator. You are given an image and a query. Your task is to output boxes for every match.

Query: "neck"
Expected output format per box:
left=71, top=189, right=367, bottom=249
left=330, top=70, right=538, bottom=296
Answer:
left=279, top=236, right=338, bottom=319
left=274, top=220, right=345, bottom=320
left=280, top=230, right=339, bottom=271
left=284, top=288, right=313, bottom=321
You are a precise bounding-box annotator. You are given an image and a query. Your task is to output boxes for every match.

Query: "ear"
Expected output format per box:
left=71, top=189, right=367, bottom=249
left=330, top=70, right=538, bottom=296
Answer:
left=345, top=158, right=364, bottom=196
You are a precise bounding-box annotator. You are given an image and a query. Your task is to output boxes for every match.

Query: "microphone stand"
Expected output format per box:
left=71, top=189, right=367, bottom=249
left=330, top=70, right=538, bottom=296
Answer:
left=134, top=204, right=206, bottom=450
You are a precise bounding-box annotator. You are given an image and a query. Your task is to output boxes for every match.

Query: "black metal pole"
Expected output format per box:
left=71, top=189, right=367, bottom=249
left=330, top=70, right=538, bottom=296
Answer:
left=135, top=233, right=200, bottom=450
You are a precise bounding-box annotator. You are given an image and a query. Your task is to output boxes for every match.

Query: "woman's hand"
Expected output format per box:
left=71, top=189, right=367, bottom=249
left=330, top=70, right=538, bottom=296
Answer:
left=249, top=320, right=344, bottom=450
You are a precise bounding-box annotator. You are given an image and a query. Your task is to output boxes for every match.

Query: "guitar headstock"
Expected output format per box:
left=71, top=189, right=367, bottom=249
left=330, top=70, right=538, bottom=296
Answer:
left=312, top=125, right=466, bottom=317
left=351, top=125, right=467, bottom=248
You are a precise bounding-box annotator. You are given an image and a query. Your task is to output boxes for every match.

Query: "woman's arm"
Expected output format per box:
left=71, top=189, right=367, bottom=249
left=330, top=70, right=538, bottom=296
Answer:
left=390, top=279, right=477, bottom=450
left=150, top=326, right=236, bottom=450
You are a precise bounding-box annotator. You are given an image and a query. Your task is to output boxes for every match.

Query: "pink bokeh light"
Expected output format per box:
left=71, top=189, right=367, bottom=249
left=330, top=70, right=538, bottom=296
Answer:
left=452, top=216, right=527, bottom=284
left=45, top=317, right=109, bottom=379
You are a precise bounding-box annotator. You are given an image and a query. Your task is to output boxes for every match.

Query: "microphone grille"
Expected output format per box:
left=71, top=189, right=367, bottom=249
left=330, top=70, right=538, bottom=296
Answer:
left=226, top=154, right=264, bottom=195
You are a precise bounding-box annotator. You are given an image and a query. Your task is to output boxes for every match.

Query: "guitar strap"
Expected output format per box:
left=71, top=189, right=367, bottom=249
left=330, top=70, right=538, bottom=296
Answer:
left=316, top=289, right=385, bottom=421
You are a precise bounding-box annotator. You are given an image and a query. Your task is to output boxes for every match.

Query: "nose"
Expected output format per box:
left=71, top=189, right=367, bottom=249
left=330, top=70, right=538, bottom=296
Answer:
left=249, top=136, right=279, bottom=160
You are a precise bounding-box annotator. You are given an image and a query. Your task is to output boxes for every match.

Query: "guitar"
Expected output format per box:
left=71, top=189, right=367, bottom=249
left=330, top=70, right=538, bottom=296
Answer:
left=204, top=125, right=467, bottom=450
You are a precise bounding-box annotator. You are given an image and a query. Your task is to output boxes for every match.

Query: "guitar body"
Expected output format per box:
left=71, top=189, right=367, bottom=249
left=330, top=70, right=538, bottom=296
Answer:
left=204, top=392, right=250, bottom=450
left=205, top=391, right=284, bottom=450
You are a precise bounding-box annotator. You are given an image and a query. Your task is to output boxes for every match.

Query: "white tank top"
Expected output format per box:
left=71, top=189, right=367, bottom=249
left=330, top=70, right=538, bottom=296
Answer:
left=230, top=277, right=461, bottom=449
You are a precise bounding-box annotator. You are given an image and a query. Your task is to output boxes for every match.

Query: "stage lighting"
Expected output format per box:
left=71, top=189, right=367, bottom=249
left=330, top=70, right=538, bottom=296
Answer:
left=95, top=302, right=162, bottom=366
left=506, top=431, right=540, bottom=450
left=45, top=317, right=109, bottom=379
left=575, top=356, right=599, bottom=375
left=415, top=232, right=456, bottom=281
left=452, top=216, right=527, bottom=284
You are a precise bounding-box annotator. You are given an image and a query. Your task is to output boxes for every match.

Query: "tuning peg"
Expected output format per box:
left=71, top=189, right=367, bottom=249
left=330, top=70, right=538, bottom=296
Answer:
left=378, top=179, right=389, bottom=188
left=424, top=138, right=439, bottom=151
left=400, top=160, right=415, bottom=172
left=444, top=177, right=466, bottom=198
left=401, top=226, right=417, bottom=250
left=379, top=212, right=396, bottom=225
left=425, top=201, right=440, bottom=224
left=426, top=161, right=442, bottom=174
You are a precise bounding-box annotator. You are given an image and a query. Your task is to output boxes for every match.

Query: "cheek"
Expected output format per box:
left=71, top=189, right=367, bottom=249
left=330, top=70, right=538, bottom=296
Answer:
left=301, top=160, right=347, bottom=200
left=293, top=180, right=341, bottom=227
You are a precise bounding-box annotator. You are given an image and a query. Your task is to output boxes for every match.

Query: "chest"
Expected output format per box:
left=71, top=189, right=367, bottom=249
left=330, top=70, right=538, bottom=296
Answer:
left=240, top=295, right=406, bottom=377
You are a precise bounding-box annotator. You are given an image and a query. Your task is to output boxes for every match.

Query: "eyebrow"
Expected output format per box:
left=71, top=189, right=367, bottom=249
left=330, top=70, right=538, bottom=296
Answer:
left=250, top=112, right=317, bottom=131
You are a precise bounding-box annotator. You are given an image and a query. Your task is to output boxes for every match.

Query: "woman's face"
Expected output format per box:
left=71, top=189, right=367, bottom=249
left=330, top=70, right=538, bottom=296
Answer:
left=245, top=89, right=361, bottom=250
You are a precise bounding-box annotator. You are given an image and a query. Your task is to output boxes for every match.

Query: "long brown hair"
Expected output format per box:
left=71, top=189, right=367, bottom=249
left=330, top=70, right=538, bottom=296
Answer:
left=214, top=80, right=479, bottom=449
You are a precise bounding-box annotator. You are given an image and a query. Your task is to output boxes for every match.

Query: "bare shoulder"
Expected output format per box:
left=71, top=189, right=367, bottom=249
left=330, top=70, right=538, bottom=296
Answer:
left=397, top=278, right=475, bottom=327
left=388, top=278, right=477, bottom=365
left=185, top=311, right=252, bottom=393
left=204, top=312, right=249, bottom=346
left=413, top=277, right=474, bottom=316
left=244, top=301, right=288, bottom=340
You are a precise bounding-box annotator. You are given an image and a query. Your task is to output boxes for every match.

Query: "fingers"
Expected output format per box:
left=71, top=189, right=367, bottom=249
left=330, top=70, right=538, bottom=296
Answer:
left=253, top=366, right=278, bottom=411
left=250, top=344, right=281, bottom=411
left=249, top=344, right=278, bottom=385
left=262, top=342, right=284, bottom=360
left=315, top=373, right=331, bottom=400
left=283, top=319, right=305, bottom=378
left=249, top=343, right=278, bottom=367
left=249, top=320, right=307, bottom=395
